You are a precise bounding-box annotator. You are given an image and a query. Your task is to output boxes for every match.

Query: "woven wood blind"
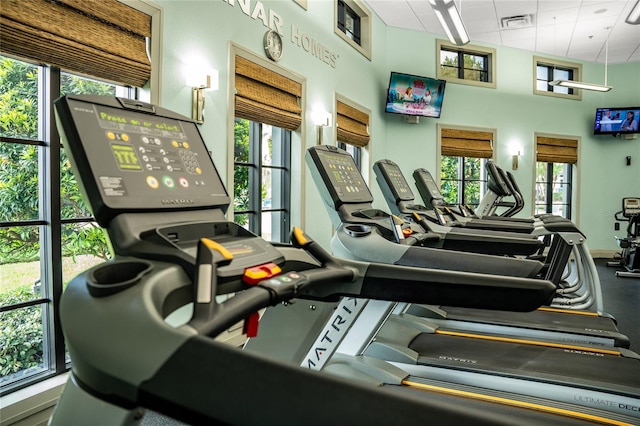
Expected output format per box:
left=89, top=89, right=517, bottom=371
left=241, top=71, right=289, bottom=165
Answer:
left=235, top=56, right=302, bottom=131
left=536, top=136, right=578, bottom=164
left=336, top=101, right=370, bottom=147
left=0, top=0, right=151, bottom=87
left=441, top=128, right=493, bottom=158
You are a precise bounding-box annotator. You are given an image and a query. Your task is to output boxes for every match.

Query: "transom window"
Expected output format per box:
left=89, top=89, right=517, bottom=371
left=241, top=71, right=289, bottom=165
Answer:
left=440, top=49, right=489, bottom=82
left=533, top=56, right=582, bottom=101
left=436, top=40, right=496, bottom=89
left=334, top=0, right=372, bottom=60
left=337, top=0, right=361, bottom=44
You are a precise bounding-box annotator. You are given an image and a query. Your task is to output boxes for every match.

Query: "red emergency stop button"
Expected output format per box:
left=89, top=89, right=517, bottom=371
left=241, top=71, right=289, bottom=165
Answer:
left=243, top=263, right=282, bottom=285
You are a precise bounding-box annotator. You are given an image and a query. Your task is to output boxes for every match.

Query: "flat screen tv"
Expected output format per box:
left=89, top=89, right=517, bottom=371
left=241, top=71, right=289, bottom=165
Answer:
left=385, top=72, right=446, bottom=118
left=593, top=107, right=640, bottom=135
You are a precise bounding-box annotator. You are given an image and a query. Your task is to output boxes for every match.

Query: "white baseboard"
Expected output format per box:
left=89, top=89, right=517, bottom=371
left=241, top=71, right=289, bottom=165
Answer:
left=0, top=374, right=68, bottom=426
left=589, top=249, right=619, bottom=259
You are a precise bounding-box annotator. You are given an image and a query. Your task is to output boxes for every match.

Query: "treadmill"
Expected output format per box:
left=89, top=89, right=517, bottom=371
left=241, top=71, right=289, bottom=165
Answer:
left=50, top=94, right=607, bottom=426
left=372, top=158, right=628, bottom=348
left=301, top=144, right=640, bottom=421
left=412, top=165, right=605, bottom=312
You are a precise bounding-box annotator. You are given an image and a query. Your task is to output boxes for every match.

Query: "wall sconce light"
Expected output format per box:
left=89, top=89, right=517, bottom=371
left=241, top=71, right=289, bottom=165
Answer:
left=428, top=0, right=470, bottom=46
left=311, top=108, right=331, bottom=145
left=510, top=146, right=522, bottom=170
left=186, top=68, right=219, bottom=124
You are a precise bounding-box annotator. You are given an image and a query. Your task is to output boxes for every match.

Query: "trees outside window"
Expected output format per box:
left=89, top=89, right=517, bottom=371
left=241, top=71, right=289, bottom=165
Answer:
left=440, top=156, right=487, bottom=207
left=1, top=55, right=131, bottom=393
left=233, top=119, right=291, bottom=243
left=535, top=162, right=572, bottom=219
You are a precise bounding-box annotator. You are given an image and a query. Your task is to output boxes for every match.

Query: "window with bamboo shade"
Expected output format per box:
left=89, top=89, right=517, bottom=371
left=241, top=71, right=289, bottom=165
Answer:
left=0, top=0, right=151, bottom=87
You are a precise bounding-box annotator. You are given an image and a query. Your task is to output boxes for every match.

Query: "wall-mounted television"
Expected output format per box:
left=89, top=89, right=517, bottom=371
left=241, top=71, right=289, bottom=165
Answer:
left=594, top=107, right=640, bottom=135
left=385, top=71, right=446, bottom=118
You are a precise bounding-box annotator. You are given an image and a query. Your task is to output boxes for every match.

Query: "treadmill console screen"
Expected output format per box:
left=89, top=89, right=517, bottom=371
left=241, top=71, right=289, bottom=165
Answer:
left=312, top=147, right=373, bottom=204
left=485, top=160, right=510, bottom=196
left=55, top=95, right=229, bottom=225
left=376, top=161, right=414, bottom=202
left=623, top=197, right=640, bottom=217
left=414, top=169, right=442, bottom=199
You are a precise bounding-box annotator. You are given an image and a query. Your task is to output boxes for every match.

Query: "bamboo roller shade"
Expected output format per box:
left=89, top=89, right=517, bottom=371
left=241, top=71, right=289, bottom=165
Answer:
left=441, top=128, right=493, bottom=158
left=235, top=56, right=302, bottom=131
left=336, top=101, right=370, bottom=147
left=0, top=0, right=151, bottom=88
left=536, top=136, right=578, bottom=164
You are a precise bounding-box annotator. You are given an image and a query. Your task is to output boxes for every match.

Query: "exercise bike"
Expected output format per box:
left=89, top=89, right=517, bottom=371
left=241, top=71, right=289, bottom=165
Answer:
left=607, top=197, right=640, bottom=278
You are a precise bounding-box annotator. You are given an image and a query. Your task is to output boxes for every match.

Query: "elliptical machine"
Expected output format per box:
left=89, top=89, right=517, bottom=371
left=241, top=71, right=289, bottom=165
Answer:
left=608, top=197, right=640, bottom=278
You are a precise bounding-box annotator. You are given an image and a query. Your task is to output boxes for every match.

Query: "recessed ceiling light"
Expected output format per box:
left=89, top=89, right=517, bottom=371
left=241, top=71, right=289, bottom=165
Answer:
left=594, top=8, right=607, bottom=14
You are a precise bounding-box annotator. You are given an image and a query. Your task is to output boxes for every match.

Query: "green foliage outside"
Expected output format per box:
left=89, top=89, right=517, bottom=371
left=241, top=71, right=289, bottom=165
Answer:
left=440, top=156, right=483, bottom=206
left=0, top=288, right=43, bottom=377
left=440, top=49, right=487, bottom=81
left=233, top=118, right=250, bottom=226
left=0, top=55, right=115, bottom=381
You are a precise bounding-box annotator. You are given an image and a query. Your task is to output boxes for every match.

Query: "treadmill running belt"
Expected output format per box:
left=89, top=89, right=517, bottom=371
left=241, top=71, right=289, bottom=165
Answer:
left=440, top=306, right=620, bottom=332
left=408, top=333, right=640, bottom=395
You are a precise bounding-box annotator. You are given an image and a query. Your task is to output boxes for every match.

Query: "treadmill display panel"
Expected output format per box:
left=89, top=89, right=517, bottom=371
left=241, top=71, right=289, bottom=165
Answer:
left=415, top=169, right=442, bottom=199
left=315, top=148, right=372, bottom=204
left=377, top=161, right=414, bottom=201
left=56, top=96, right=229, bottom=225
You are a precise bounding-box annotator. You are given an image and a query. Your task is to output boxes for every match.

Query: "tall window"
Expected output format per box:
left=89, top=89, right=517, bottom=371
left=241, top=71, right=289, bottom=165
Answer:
left=0, top=56, right=133, bottom=394
left=233, top=119, right=291, bottom=243
left=436, top=40, right=496, bottom=89
left=534, top=134, right=577, bottom=219
left=535, top=162, right=573, bottom=219
left=440, top=156, right=488, bottom=208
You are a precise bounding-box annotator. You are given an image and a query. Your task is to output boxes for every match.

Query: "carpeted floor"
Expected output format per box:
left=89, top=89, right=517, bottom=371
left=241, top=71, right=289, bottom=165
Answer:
left=594, top=257, right=640, bottom=352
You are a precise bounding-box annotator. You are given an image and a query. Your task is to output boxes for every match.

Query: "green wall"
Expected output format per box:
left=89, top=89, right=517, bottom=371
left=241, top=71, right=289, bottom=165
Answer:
left=156, top=0, right=640, bottom=252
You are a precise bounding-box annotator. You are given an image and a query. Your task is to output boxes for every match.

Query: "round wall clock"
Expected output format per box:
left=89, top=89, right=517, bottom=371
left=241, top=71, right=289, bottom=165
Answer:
left=264, top=30, right=283, bottom=61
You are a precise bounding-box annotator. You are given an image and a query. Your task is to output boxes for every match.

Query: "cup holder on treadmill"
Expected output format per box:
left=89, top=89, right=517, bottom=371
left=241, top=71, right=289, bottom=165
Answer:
left=87, top=260, right=153, bottom=297
left=343, top=224, right=371, bottom=238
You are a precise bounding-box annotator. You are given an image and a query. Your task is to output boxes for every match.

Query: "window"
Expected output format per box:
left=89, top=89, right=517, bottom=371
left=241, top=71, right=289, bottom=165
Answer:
left=436, top=40, right=496, bottom=89
left=337, top=0, right=361, bottom=44
left=440, top=156, right=488, bottom=208
left=334, top=0, right=372, bottom=60
left=533, top=56, right=582, bottom=101
left=438, top=126, right=494, bottom=208
left=0, top=56, right=133, bottom=394
left=534, top=134, right=578, bottom=219
left=234, top=119, right=291, bottom=243
left=535, top=162, right=573, bottom=219
left=335, top=98, right=370, bottom=172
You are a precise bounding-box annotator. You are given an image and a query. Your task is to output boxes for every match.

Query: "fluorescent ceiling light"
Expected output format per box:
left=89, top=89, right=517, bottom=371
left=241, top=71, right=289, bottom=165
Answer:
left=429, top=0, right=470, bottom=45
left=549, top=80, right=612, bottom=92
left=626, top=0, right=640, bottom=24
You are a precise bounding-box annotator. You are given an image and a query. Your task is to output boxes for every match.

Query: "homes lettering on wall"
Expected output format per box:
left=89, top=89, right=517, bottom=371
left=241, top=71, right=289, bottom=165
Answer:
left=223, top=0, right=339, bottom=68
